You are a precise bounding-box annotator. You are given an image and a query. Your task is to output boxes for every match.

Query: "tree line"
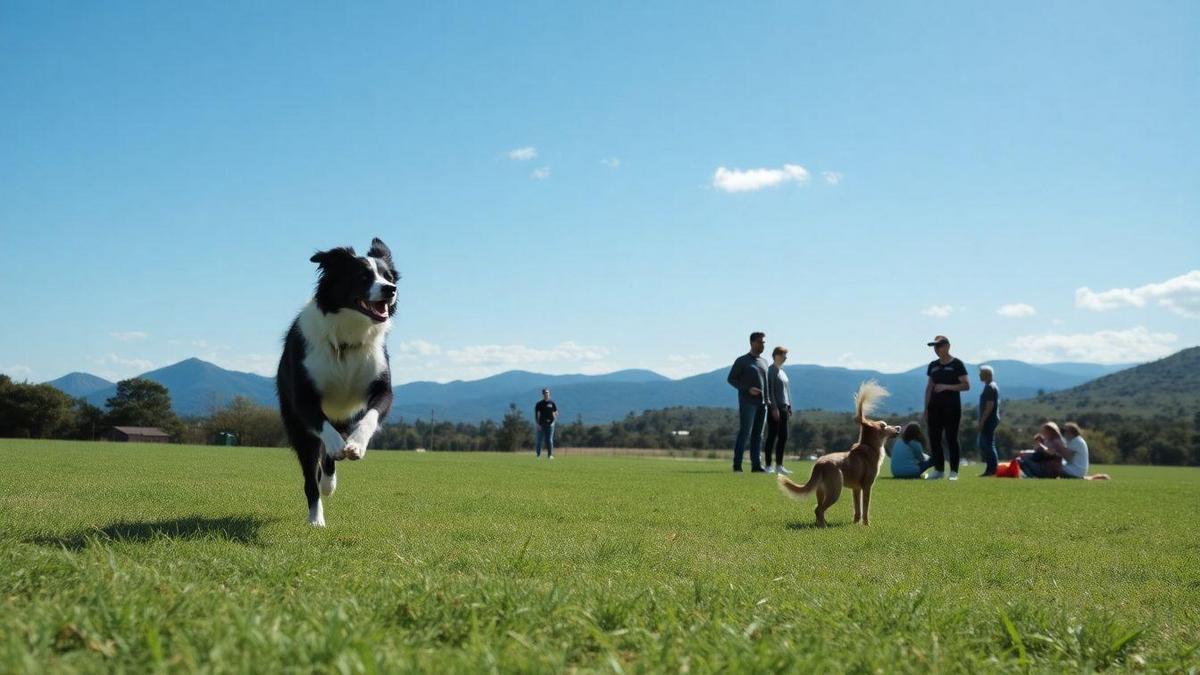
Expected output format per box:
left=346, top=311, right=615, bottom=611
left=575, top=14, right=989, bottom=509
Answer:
left=2, top=375, right=1197, bottom=466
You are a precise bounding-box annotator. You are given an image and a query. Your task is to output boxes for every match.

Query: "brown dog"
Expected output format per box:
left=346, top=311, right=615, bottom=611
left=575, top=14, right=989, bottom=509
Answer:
left=777, top=381, right=900, bottom=527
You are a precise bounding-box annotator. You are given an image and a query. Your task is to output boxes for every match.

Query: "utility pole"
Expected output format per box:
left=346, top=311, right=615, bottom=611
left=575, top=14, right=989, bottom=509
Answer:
left=429, top=408, right=435, bottom=452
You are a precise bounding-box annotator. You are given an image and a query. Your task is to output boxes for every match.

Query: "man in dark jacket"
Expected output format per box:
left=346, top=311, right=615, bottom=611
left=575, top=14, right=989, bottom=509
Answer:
left=727, top=331, right=771, bottom=472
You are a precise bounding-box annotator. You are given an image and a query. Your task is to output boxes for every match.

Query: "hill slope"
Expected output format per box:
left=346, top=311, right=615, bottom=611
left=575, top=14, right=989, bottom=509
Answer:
left=43, top=372, right=114, bottom=398
left=1006, top=346, right=1200, bottom=418
left=84, top=358, right=278, bottom=415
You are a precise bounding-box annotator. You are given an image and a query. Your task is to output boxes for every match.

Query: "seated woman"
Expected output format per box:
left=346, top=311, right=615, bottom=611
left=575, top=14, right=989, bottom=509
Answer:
left=890, top=422, right=934, bottom=478
left=1015, top=422, right=1067, bottom=478
left=995, top=422, right=1112, bottom=479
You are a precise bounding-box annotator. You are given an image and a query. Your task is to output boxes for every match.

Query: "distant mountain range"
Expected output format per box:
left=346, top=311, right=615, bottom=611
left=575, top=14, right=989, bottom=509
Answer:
left=38, top=355, right=1135, bottom=422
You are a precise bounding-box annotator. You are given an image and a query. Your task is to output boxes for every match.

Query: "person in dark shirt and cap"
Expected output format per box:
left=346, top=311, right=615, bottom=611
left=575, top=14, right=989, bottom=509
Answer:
left=726, top=331, right=771, bottom=473
left=923, top=335, right=970, bottom=480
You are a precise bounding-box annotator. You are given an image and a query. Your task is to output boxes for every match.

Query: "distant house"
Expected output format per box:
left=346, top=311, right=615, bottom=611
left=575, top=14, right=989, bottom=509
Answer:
left=105, top=426, right=170, bottom=443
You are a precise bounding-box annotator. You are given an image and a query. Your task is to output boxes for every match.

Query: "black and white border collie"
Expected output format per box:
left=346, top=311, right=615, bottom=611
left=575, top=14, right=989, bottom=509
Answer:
left=276, top=238, right=397, bottom=527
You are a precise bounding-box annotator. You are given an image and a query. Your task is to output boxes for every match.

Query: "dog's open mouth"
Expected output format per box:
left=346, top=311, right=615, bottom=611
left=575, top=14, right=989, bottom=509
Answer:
left=355, top=299, right=390, bottom=322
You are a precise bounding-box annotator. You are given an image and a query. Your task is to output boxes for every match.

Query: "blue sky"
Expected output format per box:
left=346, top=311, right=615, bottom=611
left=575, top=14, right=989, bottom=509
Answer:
left=1, top=1, right=1197, bottom=383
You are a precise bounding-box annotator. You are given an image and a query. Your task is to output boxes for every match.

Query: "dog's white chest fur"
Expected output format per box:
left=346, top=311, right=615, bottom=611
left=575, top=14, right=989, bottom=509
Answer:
left=297, top=301, right=389, bottom=423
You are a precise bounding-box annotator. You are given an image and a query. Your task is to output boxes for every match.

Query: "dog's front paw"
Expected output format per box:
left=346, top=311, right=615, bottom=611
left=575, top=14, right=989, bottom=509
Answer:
left=321, top=425, right=347, bottom=461
left=342, top=440, right=364, bottom=461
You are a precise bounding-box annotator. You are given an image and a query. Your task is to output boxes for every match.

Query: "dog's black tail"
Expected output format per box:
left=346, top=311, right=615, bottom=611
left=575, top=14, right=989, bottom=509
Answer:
left=777, top=473, right=817, bottom=500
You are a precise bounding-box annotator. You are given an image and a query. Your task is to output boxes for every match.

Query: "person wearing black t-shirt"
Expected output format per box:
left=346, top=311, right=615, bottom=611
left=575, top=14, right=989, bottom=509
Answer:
left=922, top=335, right=970, bottom=480
left=534, top=388, right=558, bottom=459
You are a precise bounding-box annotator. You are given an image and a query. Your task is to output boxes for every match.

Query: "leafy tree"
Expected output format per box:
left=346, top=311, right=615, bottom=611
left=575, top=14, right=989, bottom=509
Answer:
left=71, top=398, right=107, bottom=441
left=105, top=378, right=181, bottom=439
left=205, top=396, right=286, bottom=447
left=494, top=403, right=532, bottom=452
left=0, top=379, right=74, bottom=438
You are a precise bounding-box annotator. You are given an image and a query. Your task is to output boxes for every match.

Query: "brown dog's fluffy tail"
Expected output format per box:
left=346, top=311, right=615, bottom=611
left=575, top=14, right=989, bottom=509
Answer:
left=777, top=473, right=816, bottom=500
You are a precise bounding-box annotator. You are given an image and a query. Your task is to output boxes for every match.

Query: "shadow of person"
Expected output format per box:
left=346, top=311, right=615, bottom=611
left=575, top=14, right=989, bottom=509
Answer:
left=28, top=514, right=273, bottom=550
left=785, top=520, right=847, bottom=531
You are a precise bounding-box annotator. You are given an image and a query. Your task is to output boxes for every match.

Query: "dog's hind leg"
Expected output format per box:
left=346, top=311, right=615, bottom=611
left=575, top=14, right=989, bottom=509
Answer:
left=861, top=485, right=874, bottom=526
left=815, top=470, right=843, bottom=528
left=296, top=438, right=325, bottom=527
left=319, top=451, right=337, bottom=497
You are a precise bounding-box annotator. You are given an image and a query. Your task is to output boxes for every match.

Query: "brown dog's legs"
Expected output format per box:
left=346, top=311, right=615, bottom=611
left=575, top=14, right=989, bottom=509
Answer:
left=852, top=488, right=863, bottom=523
left=814, top=487, right=827, bottom=528
left=862, top=485, right=873, bottom=526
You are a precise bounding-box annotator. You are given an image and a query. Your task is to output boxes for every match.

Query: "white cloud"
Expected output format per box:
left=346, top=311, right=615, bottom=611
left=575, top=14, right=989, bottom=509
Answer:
left=508, top=146, right=537, bottom=161
left=600, top=157, right=620, bottom=168
left=996, top=303, right=1037, bottom=318
left=662, top=353, right=715, bottom=378
left=712, top=164, right=810, bottom=193
left=1007, top=326, right=1178, bottom=364
left=2, top=364, right=33, bottom=379
left=821, top=171, right=843, bottom=185
left=89, top=354, right=155, bottom=380
left=200, top=352, right=277, bottom=376
left=530, top=166, right=551, bottom=180
left=109, top=331, right=148, bottom=342
left=1075, top=270, right=1200, bottom=318
left=921, top=304, right=954, bottom=318
left=833, top=353, right=910, bottom=373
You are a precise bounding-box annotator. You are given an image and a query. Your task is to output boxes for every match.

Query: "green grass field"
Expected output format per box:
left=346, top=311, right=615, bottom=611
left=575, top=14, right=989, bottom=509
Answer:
left=2, top=440, right=1198, bottom=673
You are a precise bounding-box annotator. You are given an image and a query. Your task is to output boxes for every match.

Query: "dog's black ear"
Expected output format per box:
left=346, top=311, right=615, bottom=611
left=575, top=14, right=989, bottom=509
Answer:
left=367, top=237, right=392, bottom=261
left=310, top=246, right=357, bottom=266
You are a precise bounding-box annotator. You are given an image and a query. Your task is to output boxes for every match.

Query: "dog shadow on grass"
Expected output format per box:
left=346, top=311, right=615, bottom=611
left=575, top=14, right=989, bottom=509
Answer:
left=28, top=514, right=273, bottom=550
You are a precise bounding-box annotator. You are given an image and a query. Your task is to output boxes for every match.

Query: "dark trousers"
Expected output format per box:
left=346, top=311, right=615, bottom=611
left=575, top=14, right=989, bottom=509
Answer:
left=733, top=402, right=767, bottom=471
left=978, top=419, right=999, bottom=474
left=535, top=423, right=554, bottom=457
left=763, top=408, right=790, bottom=466
left=1018, top=450, right=1061, bottom=478
left=927, top=404, right=962, bottom=472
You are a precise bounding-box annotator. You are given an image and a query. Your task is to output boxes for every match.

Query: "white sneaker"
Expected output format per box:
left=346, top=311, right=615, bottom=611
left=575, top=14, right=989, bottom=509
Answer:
left=548, top=456, right=555, bottom=460
left=925, top=470, right=945, bottom=480
left=766, top=466, right=776, bottom=474
left=948, top=471, right=959, bottom=481
left=776, top=465, right=793, bottom=476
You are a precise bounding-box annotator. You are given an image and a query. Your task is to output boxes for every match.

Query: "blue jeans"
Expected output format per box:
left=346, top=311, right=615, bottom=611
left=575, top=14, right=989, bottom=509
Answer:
left=733, top=402, right=767, bottom=471
left=536, top=423, right=554, bottom=457
left=978, top=419, right=999, bottom=474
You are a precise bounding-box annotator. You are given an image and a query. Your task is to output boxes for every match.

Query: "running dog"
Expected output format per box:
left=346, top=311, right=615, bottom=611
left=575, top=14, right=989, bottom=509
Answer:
left=777, top=381, right=900, bottom=527
left=276, top=239, right=397, bottom=527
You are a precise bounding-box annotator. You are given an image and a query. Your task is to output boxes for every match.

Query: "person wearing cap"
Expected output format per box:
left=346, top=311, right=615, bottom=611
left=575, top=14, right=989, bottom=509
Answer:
left=976, top=365, right=1001, bottom=476
left=726, top=331, right=771, bottom=473
left=534, top=388, right=558, bottom=459
left=923, top=336, right=969, bottom=480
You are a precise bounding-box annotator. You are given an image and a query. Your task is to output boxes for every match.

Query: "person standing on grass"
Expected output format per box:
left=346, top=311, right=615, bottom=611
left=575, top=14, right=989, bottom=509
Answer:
left=977, top=365, right=1001, bottom=476
left=726, top=331, right=771, bottom=473
left=534, top=388, right=558, bottom=459
left=764, top=346, right=793, bottom=475
left=922, top=335, right=970, bottom=481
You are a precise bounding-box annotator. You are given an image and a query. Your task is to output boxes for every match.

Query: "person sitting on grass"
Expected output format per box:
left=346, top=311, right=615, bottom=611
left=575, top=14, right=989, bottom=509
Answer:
left=1060, top=422, right=1111, bottom=479
left=890, top=422, right=934, bottom=479
left=995, top=421, right=1111, bottom=479
left=1013, top=422, right=1067, bottom=478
